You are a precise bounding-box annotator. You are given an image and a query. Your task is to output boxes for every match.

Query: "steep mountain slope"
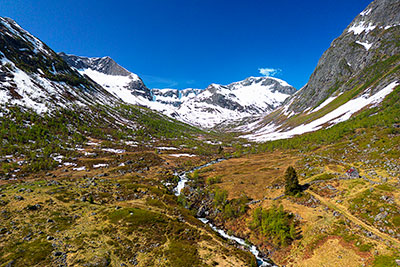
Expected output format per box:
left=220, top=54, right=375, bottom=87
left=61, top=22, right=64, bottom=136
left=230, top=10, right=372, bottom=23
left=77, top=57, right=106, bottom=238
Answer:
left=176, top=77, right=296, bottom=128
left=0, top=16, right=208, bottom=171
left=242, top=0, right=400, bottom=141
left=59, top=53, right=153, bottom=102
left=0, top=17, right=116, bottom=113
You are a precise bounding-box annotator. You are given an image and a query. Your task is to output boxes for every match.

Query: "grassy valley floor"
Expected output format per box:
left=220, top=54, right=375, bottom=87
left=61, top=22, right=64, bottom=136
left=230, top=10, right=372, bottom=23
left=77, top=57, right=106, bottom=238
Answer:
left=0, top=143, right=256, bottom=267
left=190, top=147, right=400, bottom=266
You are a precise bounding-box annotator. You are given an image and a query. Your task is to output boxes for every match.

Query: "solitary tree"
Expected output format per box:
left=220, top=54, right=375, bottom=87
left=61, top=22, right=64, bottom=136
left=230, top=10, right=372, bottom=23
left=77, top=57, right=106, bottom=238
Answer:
left=284, top=166, right=302, bottom=196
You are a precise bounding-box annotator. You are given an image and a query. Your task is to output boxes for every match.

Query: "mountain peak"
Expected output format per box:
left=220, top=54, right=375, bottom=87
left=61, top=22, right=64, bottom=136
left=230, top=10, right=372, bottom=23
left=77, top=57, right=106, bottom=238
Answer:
left=227, top=76, right=297, bottom=95
left=59, top=53, right=153, bottom=101
left=59, top=53, right=131, bottom=76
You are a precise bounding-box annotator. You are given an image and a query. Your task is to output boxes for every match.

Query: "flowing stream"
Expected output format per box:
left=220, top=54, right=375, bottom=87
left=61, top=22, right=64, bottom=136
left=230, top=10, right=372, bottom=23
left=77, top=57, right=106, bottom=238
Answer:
left=174, top=159, right=276, bottom=267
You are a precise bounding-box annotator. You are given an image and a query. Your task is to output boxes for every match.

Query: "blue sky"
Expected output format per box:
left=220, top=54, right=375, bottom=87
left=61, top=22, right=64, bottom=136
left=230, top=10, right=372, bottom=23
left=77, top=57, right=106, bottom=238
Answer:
left=2, top=0, right=371, bottom=89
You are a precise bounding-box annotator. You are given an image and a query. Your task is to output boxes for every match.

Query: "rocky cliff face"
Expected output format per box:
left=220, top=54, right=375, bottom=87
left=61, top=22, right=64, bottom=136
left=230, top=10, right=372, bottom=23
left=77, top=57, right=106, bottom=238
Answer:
left=240, top=0, right=400, bottom=142
left=0, top=17, right=115, bottom=113
left=152, top=88, right=202, bottom=107
left=287, top=0, right=400, bottom=113
left=59, top=53, right=153, bottom=101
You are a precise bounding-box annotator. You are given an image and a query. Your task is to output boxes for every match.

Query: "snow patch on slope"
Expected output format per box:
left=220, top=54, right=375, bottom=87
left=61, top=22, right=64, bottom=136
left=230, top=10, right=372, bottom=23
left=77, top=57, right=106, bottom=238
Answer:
left=79, top=69, right=138, bottom=103
left=348, top=22, right=376, bottom=35
left=312, top=95, right=338, bottom=113
left=243, top=81, right=399, bottom=142
left=356, top=41, right=373, bottom=51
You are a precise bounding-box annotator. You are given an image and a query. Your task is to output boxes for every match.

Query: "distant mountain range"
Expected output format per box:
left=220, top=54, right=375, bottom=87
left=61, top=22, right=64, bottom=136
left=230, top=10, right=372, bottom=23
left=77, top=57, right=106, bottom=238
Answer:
left=1, top=0, right=399, bottom=139
left=59, top=53, right=296, bottom=128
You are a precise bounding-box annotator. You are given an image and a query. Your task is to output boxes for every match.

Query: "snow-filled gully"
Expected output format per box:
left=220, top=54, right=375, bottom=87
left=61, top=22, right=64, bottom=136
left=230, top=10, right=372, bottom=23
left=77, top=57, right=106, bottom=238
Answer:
left=174, top=159, right=276, bottom=267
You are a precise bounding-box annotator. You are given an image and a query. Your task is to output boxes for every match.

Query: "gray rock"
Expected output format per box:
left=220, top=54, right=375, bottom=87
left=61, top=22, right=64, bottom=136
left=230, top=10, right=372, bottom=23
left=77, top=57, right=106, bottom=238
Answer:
left=374, top=211, right=388, bottom=221
left=14, top=195, right=23, bottom=200
left=5, top=260, right=15, bottom=267
left=53, top=251, right=63, bottom=257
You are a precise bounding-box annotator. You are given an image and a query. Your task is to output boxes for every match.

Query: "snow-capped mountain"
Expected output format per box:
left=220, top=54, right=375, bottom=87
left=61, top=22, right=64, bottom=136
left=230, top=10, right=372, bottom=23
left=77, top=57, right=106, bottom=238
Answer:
left=0, top=16, right=295, bottom=129
left=60, top=53, right=296, bottom=128
left=0, top=17, right=116, bottom=113
left=59, top=53, right=153, bottom=102
left=174, top=77, right=296, bottom=128
left=241, top=0, right=400, bottom=142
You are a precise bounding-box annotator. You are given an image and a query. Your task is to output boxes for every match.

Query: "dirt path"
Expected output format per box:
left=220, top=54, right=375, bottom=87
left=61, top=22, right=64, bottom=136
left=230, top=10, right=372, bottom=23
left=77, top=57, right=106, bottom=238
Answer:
left=308, top=191, right=400, bottom=248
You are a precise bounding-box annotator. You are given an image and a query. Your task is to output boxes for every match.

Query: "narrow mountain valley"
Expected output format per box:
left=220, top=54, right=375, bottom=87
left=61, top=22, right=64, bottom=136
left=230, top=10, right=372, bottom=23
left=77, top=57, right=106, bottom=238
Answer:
left=1, top=0, right=400, bottom=266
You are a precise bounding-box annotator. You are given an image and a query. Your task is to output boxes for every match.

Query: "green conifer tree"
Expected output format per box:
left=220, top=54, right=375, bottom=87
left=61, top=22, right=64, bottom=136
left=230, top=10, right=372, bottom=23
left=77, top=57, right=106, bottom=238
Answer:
left=284, top=166, right=302, bottom=196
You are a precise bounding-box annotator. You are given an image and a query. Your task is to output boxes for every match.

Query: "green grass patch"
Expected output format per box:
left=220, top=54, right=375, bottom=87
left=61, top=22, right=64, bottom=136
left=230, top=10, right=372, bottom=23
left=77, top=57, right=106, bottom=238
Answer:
left=311, top=173, right=335, bottom=182
left=373, top=255, right=398, bottom=267
left=166, top=240, right=201, bottom=267
left=1, top=239, right=52, bottom=266
left=376, top=184, right=395, bottom=192
left=108, top=208, right=166, bottom=227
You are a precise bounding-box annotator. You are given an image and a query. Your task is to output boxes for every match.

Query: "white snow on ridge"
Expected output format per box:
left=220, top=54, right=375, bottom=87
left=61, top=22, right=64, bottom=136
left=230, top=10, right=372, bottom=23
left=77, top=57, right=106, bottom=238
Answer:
left=360, top=8, right=372, bottom=17
left=175, top=78, right=293, bottom=128
left=0, top=17, right=49, bottom=56
left=267, top=77, right=291, bottom=87
left=0, top=58, right=49, bottom=113
left=78, top=68, right=179, bottom=115
left=243, top=81, right=399, bottom=142
left=75, top=65, right=294, bottom=128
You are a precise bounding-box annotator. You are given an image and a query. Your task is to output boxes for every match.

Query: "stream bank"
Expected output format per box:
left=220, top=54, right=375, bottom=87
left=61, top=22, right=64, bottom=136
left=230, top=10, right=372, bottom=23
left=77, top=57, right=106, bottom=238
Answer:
left=174, top=158, right=277, bottom=267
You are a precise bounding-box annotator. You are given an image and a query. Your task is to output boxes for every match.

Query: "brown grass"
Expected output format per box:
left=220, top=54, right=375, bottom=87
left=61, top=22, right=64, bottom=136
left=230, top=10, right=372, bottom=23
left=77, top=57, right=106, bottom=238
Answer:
left=200, top=151, right=299, bottom=200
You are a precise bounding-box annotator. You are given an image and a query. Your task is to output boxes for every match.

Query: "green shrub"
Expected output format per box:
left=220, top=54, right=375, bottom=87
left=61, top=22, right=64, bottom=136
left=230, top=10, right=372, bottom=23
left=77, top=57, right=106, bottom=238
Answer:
left=250, top=204, right=296, bottom=247
left=206, top=175, right=222, bottom=185
left=213, top=188, right=228, bottom=208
